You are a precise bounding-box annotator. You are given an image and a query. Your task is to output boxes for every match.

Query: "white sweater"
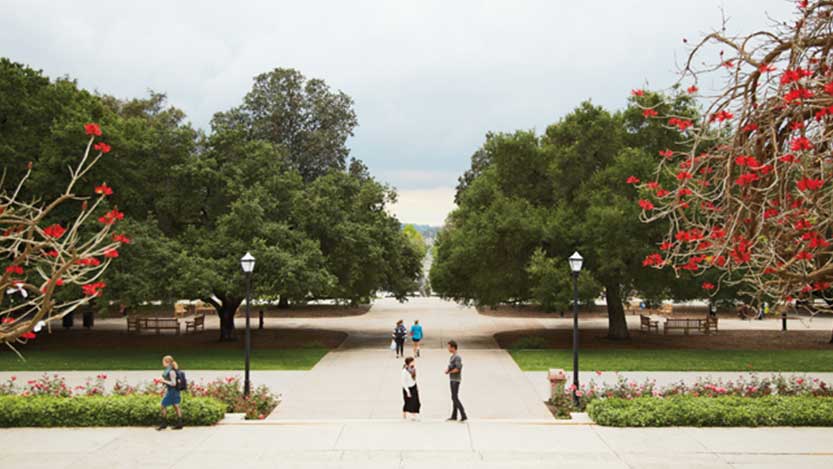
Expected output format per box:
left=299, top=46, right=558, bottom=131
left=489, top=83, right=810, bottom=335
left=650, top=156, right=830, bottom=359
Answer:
left=401, top=368, right=416, bottom=392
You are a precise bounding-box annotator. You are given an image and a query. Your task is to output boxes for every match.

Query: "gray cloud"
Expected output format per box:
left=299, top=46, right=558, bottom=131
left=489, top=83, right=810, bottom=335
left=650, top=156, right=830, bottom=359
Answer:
left=0, top=0, right=795, bottom=223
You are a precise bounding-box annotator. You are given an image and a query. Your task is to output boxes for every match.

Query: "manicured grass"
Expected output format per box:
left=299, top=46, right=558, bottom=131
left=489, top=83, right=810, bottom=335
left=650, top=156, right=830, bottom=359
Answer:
left=510, top=349, right=833, bottom=372
left=0, top=348, right=329, bottom=371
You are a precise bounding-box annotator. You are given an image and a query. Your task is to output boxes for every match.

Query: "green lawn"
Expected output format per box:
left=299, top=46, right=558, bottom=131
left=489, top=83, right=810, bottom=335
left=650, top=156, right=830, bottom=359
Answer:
left=510, top=349, right=833, bottom=372
left=0, top=348, right=329, bottom=371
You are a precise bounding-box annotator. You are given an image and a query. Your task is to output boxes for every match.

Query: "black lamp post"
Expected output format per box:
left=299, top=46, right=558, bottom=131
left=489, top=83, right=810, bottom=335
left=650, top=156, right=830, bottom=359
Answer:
left=568, top=251, right=583, bottom=406
left=240, top=252, right=256, bottom=397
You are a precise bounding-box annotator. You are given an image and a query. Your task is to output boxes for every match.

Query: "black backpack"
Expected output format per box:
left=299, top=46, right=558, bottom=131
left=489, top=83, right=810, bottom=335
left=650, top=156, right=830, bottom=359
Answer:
left=175, top=370, right=188, bottom=391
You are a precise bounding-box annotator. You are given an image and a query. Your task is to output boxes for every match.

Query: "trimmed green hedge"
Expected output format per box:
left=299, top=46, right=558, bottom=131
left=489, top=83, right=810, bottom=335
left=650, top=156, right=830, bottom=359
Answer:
left=0, top=395, right=226, bottom=427
left=587, top=395, right=833, bottom=427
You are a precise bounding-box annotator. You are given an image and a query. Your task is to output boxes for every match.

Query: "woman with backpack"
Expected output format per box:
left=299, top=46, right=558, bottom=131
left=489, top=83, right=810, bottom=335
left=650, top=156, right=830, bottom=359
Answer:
left=393, top=320, right=407, bottom=358
left=157, top=355, right=184, bottom=430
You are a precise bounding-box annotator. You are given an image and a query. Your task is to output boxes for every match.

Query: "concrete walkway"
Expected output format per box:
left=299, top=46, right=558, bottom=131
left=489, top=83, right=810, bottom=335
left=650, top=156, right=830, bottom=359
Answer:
left=3, top=423, right=833, bottom=468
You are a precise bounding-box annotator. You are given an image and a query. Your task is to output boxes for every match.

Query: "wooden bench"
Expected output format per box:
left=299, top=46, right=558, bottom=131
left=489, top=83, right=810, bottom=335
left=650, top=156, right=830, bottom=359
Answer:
left=664, top=318, right=705, bottom=335
left=126, top=317, right=141, bottom=334
left=703, top=316, right=718, bottom=334
left=142, top=317, right=180, bottom=335
left=185, top=314, right=205, bottom=334
left=640, top=314, right=660, bottom=334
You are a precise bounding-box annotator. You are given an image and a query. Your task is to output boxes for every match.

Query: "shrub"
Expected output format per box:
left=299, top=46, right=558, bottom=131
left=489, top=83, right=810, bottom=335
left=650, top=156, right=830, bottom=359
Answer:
left=0, top=395, right=226, bottom=427
left=587, top=395, right=833, bottom=427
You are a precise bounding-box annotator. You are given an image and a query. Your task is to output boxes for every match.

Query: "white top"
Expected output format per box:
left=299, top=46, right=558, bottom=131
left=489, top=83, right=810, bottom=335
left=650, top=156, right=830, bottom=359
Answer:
left=401, top=367, right=416, bottom=391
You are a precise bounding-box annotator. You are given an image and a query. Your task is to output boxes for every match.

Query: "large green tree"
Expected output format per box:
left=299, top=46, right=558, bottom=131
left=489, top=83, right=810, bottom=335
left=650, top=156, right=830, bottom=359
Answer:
left=432, top=95, right=699, bottom=339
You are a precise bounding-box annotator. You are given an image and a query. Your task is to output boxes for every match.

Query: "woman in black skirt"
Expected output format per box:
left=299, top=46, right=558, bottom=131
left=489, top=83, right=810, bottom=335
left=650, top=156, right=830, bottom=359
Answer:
left=401, top=356, right=421, bottom=420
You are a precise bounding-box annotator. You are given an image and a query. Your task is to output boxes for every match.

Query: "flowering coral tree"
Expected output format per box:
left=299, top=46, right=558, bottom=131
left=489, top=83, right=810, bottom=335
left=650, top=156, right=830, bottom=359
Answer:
left=0, top=124, right=126, bottom=351
left=637, top=1, right=833, bottom=336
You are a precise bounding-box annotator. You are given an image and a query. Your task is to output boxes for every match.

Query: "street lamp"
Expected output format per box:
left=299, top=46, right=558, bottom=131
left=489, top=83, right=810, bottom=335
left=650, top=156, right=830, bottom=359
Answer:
left=240, top=252, right=255, bottom=396
left=568, top=251, right=583, bottom=406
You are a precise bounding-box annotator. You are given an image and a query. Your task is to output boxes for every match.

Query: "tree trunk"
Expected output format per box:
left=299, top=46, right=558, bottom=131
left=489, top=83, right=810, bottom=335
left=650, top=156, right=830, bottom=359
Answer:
left=278, top=296, right=289, bottom=310
left=208, top=297, right=242, bottom=342
left=605, top=284, right=630, bottom=340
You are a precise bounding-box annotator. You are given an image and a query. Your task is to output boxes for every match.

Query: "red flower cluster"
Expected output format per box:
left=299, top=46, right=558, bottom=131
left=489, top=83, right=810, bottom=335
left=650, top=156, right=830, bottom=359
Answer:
left=687, top=85, right=698, bottom=94
left=81, top=282, right=106, bottom=297
left=631, top=89, right=645, bottom=96
left=84, top=123, right=102, bottom=136
left=658, top=149, right=674, bottom=159
left=795, top=251, right=813, bottom=261
left=702, top=281, right=715, bottom=290
left=668, top=117, right=693, bottom=131
left=98, top=209, right=124, bottom=225
left=626, top=176, right=640, bottom=184
left=735, top=173, right=759, bottom=186
left=4, top=265, right=24, bottom=275
left=104, top=249, right=119, bottom=259
left=75, top=257, right=101, bottom=267
left=784, top=87, right=813, bottom=103
left=790, top=136, right=813, bottom=151
left=780, top=67, right=812, bottom=85
left=113, top=234, right=132, bottom=244
left=796, top=177, right=824, bottom=191
left=779, top=153, right=798, bottom=163
left=93, top=142, right=111, bottom=154
left=642, top=253, right=664, bottom=266
left=710, top=110, right=733, bottom=122
left=94, top=183, right=113, bottom=196
left=742, top=123, right=758, bottom=132
left=638, top=199, right=654, bottom=211
left=643, top=109, right=658, bottom=118
left=43, top=224, right=66, bottom=239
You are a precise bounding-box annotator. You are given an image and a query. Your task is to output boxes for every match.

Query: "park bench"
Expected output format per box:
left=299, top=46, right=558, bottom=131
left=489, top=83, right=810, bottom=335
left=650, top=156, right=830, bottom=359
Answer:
left=142, top=317, right=180, bottom=335
left=185, top=314, right=205, bottom=334
left=664, top=318, right=705, bottom=335
left=639, top=314, right=660, bottom=334
left=703, top=315, right=718, bottom=334
left=126, top=317, right=142, bottom=334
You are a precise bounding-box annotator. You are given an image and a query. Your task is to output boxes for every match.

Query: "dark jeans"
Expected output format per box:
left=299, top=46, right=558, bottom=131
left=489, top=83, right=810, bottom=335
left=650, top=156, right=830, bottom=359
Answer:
left=395, top=338, right=404, bottom=356
left=450, top=381, right=467, bottom=420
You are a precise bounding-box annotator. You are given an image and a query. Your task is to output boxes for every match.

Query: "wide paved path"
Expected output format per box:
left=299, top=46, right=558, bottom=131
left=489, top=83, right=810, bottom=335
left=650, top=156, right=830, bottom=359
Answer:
left=271, top=298, right=551, bottom=421
left=4, top=423, right=833, bottom=468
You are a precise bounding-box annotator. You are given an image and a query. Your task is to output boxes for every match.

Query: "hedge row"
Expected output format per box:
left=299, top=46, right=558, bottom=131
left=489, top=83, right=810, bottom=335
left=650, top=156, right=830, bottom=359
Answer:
left=0, top=395, right=227, bottom=427
left=587, top=395, right=833, bottom=427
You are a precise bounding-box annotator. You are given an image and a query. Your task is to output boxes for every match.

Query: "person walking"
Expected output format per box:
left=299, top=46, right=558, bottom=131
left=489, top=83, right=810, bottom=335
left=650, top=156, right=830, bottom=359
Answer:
left=393, top=320, right=407, bottom=358
left=401, top=356, right=421, bottom=420
left=409, top=320, right=423, bottom=357
left=157, top=355, right=183, bottom=430
left=445, top=340, right=467, bottom=422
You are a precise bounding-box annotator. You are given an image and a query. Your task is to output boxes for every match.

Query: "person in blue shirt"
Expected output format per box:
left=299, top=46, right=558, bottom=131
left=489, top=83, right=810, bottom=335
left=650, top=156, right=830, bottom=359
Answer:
left=410, top=320, right=423, bottom=357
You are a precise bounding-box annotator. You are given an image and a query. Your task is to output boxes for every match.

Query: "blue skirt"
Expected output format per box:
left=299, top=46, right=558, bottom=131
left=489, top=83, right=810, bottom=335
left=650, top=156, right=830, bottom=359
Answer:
left=161, top=387, right=181, bottom=407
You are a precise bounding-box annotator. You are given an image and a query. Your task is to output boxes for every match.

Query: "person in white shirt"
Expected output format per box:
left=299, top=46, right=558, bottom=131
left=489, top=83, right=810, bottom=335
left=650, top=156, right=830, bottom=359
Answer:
left=401, top=356, right=421, bottom=419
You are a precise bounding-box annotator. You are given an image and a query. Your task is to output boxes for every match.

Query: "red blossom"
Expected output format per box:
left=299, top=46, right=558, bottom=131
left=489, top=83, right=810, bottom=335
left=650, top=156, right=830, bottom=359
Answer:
left=84, top=123, right=102, bottom=136
left=678, top=188, right=692, bottom=197
left=20, top=331, right=36, bottom=340
left=676, top=171, right=693, bottom=181
left=656, top=189, right=670, bottom=197
left=742, top=123, right=758, bottom=132
left=710, top=110, right=733, bottom=122
left=93, top=142, right=111, bottom=154
left=631, top=89, right=645, bottom=97
left=42, top=224, right=66, bottom=239
left=825, top=82, right=833, bottom=95
left=113, top=234, right=132, bottom=244
left=796, top=177, right=824, bottom=191
left=763, top=208, right=779, bottom=219
left=795, top=251, right=813, bottom=261
left=638, top=199, right=655, bottom=211
left=735, top=173, right=759, bottom=186
left=779, top=154, right=798, bottom=163
left=687, top=85, right=698, bottom=94
left=44, top=250, right=59, bottom=258
left=646, top=181, right=660, bottom=190
left=784, top=87, right=813, bottom=103
left=626, top=176, right=640, bottom=184
left=98, top=209, right=125, bottom=225
left=75, top=257, right=101, bottom=267
left=642, top=253, right=664, bottom=267
left=667, top=117, right=693, bottom=131
left=104, top=249, right=119, bottom=258
left=790, top=136, right=813, bottom=151
left=643, top=109, right=658, bottom=118
left=81, top=281, right=106, bottom=297
left=94, top=183, right=113, bottom=196
left=659, top=242, right=673, bottom=250
left=5, top=265, right=24, bottom=275
left=658, top=149, right=674, bottom=159
left=702, top=282, right=715, bottom=290
left=758, top=63, right=776, bottom=73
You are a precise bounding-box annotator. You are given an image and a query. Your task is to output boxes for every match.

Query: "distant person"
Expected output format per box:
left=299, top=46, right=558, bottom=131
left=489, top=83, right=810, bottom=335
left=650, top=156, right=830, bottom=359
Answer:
left=410, top=320, right=423, bottom=357
left=393, top=320, right=407, bottom=358
left=445, top=340, right=467, bottom=422
left=401, top=356, right=421, bottom=420
left=157, top=355, right=183, bottom=430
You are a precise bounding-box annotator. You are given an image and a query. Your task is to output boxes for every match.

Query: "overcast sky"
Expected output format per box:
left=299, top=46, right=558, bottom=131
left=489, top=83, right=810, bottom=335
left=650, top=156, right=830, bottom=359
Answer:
left=1, top=0, right=796, bottom=225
